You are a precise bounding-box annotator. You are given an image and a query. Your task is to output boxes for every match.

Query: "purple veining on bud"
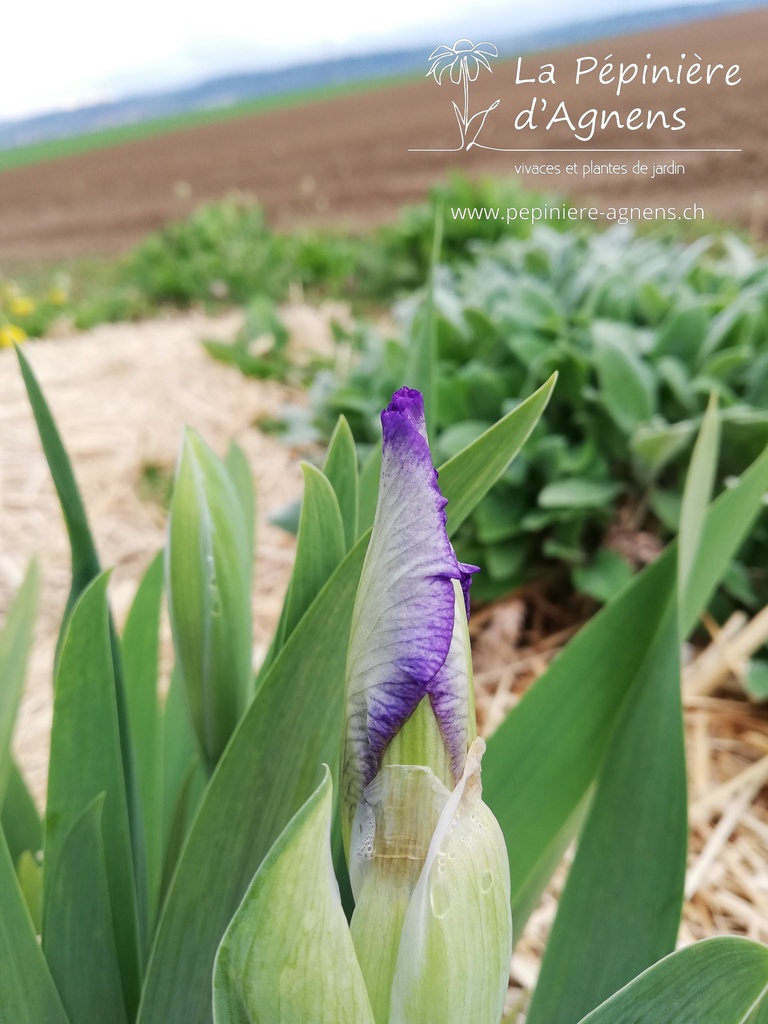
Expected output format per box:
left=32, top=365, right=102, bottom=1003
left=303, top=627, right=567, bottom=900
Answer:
left=341, top=387, right=479, bottom=835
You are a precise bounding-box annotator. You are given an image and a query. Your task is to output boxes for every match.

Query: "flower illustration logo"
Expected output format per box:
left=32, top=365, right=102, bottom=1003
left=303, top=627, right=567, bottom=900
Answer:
left=427, top=39, right=500, bottom=150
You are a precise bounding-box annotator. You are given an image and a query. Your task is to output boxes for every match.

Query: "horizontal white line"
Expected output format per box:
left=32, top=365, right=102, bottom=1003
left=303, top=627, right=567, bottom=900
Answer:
left=409, top=147, right=742, bottom=153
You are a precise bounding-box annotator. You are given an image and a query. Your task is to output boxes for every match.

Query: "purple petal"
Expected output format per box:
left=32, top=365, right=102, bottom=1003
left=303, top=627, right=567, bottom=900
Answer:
left=341, top=388, right=478, bottom=829
left=458, top=560, right=480, bottom=619
left=427, top=580, right=474, bottom=781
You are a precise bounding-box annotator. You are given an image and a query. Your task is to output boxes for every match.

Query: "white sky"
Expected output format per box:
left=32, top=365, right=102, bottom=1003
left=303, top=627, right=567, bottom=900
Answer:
left=0, top=0, right=745, bottom=121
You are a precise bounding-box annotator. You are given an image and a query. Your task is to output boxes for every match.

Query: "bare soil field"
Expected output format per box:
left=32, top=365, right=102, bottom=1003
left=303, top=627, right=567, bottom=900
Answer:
left=0, top=10, right=765, bottom=265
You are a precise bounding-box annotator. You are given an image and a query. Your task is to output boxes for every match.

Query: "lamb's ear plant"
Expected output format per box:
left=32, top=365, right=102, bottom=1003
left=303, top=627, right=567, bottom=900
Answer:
left=1, top=330, right=767, bottom=1024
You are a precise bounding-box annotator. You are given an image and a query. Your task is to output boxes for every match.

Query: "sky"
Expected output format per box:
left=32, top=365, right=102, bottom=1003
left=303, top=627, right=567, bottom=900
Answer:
left=0, top=0, right=748, bottom=121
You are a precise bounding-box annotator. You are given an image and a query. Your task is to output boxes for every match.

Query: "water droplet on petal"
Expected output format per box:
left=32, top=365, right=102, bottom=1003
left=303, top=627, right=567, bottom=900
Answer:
left=430, top=878, right=452, bottom=919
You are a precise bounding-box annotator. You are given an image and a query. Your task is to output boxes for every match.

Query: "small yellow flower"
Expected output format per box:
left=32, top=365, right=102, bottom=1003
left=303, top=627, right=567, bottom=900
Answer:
left=46, top=287, right=68, bottom=305
left=9, top=296, right=34, bottom=317
left=0, top=324, right=27, bottom=348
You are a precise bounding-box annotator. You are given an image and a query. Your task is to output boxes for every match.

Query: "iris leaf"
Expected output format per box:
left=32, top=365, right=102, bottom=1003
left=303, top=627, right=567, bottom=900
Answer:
left=0, top=828, right=69, bottom=1024
left=122, top=552, right=164, bottom=924
left=323, top=416, right=360, bottom=551
left=0, top=562, right=39, bottom=805
left=213, top=768, right=374, bottom=1024
left=44, top=574, right=142, bottom=1021
left=526, top=601, right=686, bottom=1024
left=44, top=795, right=128, bottom=1024
left=1, top=761, right=43, bottom=866
left=575, top=937, right=768, bottom=1024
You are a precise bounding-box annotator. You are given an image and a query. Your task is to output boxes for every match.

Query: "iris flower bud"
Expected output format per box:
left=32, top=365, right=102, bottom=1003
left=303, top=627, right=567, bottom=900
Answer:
left=215, top=388, right=512, bottom=1024
left=341, top=387, right=513, bottom=1024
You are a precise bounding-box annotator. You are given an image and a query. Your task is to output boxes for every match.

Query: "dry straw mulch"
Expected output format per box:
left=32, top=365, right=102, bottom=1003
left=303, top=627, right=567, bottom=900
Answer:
left=1, top=312, right=766, bottom=1012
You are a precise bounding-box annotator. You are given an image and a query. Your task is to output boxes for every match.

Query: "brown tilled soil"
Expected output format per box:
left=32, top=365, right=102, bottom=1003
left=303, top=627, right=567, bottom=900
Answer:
left=0, top=9, right=766, bottom=265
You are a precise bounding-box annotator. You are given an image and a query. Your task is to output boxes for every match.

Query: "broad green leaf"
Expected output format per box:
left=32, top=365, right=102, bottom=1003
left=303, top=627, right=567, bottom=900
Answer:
left=682, top=440, right=768, bottom=635
left=16, top=347, right=147, bottom=945
left=0, top=828, right=69, bottom=1024
left=15, top=347, right=99, bottom=653
left=166, top=430, right=252, bottom=769
left=258, top=463, right=346, bottom=685
left=572, top=548, right=633, bottom=603
left=44, top=574, right=141, bottom=1021
left=137, top=379, right=559, bottom=1024
left=484, top=552, right=677, bottom=933
left=576, top=937, right=768, bottom=1024
left=746, top=992, right=768, bottom=1024
left=269, top=496, right=301, bottom=536
left=650, top=487, right=682, bottom=531
left=212, top=768, right=374, bottom=1024
left=526, top=601, right=686, bottom=1024
left=16, top=850, right=42, bottom=934
left=441, top=374, right=556, bottom=535
left=1, top=761, right=42, bottom=865
left=202, top=340, right=284, bottom=379
left=653, top=301, right=709, bottom=363
left=323, top=416, right=360, bottom=551
left=592, top=325, right=656, bottom=433
left=701, top=284, right=765, bottom=362
left=0, top=577, right=40, bottom=918
left=722, top=560, right=759, bottom=609
left=484, top=540, right=526, bottom=583
left=159, top=757, right=206, bottom=907
left=159, top=669, right=205, bottom=905
left=0, top=561, right=39, bottom=803
left=474, top=489, right=525, bottom=544
left=277, top=464, right=346, bottom=645
left=658, top=351, right=697, bottom=400
left=357, top=445, right=381, bottom=537
left=44, top=795, right=128, bottom=1024
left=435, top=420, right=490, bottom=466
left=538, top=477, right=622, bottom=510
left=122, top=552, right=164, bottom=923
left=225, top=441, right=256, bottom=566
left=630, top=420, right=696, bottom=480
left=679, top=393, right=720, bottom=602
left=160, top=668, right=201, bottom=859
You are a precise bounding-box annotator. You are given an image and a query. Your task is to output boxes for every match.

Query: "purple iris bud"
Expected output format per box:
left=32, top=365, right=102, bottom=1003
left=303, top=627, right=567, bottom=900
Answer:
left=340, top=387, right=479, bottom=845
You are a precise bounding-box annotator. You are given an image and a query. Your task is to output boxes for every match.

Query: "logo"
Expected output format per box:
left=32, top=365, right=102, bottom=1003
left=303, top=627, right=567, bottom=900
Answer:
left=425, top=39, right=500, bottom=151
left=412, top=41, right=743, bottom=153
